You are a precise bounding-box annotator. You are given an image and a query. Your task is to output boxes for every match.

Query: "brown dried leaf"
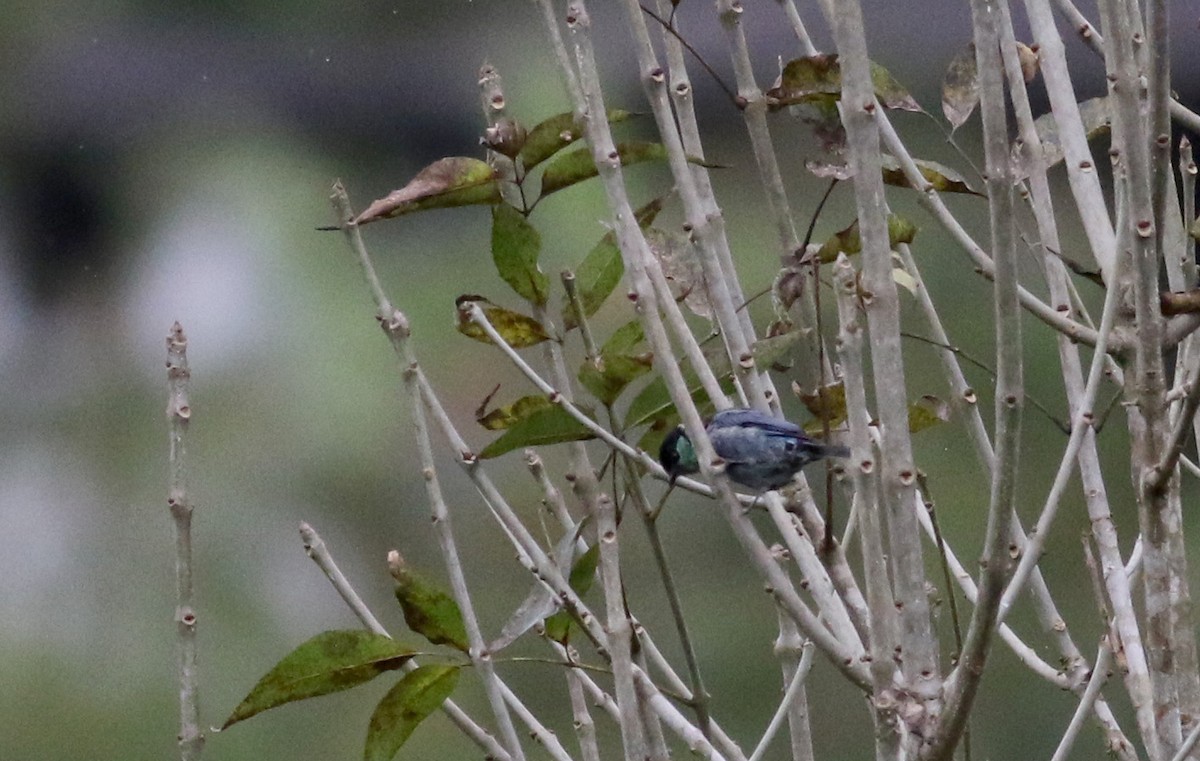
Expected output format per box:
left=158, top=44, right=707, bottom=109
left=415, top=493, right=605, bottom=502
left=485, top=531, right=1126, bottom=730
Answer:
left=1016, top=42, right=1040, bottom=82
left=942, top=43, right=979, bottom=130
left=355, top=157, right=500, bottom=224
left=647, top=228, right=711, bottom=319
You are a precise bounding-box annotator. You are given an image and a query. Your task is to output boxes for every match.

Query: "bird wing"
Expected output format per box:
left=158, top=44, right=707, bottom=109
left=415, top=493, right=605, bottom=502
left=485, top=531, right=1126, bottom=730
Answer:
left=707, top=408, right=808, bottom=466
left=709, top=408, right=805, bottom=439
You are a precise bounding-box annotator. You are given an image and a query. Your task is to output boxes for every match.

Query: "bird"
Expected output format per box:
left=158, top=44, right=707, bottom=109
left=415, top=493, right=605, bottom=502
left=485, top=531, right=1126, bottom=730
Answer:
left=658, top=408, right=851, bottom=491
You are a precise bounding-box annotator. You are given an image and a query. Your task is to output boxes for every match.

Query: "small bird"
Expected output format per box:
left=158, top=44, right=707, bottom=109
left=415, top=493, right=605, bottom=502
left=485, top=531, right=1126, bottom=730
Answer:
left=659, top=408, right=851, bottom=491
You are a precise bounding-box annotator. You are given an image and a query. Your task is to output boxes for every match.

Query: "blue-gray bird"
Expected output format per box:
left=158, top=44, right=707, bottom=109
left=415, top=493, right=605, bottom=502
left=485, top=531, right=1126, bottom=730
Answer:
left=659, top=408, right=851, bottom=490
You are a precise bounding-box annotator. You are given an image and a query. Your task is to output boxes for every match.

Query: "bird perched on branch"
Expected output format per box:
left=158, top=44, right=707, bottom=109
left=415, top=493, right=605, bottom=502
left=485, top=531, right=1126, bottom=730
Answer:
left=659, top=408, right=851, bottom=491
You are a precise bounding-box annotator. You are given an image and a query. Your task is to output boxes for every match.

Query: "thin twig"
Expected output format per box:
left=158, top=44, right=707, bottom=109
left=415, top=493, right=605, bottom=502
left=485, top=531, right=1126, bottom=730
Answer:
left=1046, top=0, right=1200, bottom=136
left=1100, top=0, right=1183, bottom=751
left=1049, top=641, right=1116, bottom=761
left=563, top=271, right=600, bottom=364
left=623, top=459, right=712, bottom=737
left=911, top=490, right=1072, bottom=689
left=916, top=474, right=963, bottom=673
left=1147, top=374, right=1200, bottom=493
left=166, top=323, right=204, bottom=761
left=1170, top=722, right=1200, bottom=761
left=900, top=331, right=1069, bottom=434
left=766, top=613, right=816, bottom=761
left=639, top=4, right=738, bottom=106
left=748, top=638, right=815, bottom=761
left=996, top=210, right=1125, bottom=630
left=300, top=522, right=388, bottom=635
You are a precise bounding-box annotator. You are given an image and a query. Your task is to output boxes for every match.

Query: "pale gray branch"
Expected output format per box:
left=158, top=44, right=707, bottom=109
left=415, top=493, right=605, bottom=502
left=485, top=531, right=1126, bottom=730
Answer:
left=167, top=322, right=204, bottom=761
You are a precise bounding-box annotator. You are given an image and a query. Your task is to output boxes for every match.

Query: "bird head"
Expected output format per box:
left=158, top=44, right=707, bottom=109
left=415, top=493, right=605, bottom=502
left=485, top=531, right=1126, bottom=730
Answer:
left=659, top=424, right=700, bottom=485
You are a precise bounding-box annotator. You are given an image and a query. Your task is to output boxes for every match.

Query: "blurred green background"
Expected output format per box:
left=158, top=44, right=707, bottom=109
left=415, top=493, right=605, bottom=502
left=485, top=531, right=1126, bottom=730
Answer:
left=2, top=1, right=1197, bottom=759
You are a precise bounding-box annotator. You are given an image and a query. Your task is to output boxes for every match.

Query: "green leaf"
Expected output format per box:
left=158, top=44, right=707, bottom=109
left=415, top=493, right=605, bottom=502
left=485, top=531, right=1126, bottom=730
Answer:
left=813, top=214, right=918, bottom=263
left=544, top=544, right=601, bottom=644
left=222, top=631, right=415, bottom=729
left=519, top=109, right=636, bottom=170
left=568, top=544, right=601, bottom=592
left=753, top=329, right=806, bottom=371
left=908, top=395, right=951, bottom=433
left=564, top=196, right=664, bottom=329
left=565, top=239, right=623, bottom=329
left=869, top=61, right=920, bottom=112
left=364, top=666, right=461, bottom=761
left=355, top=158, right=500, bottom=224
left=623, top=372, right=733, bottom=431
left=624, top=375, right=682, bottom=431
left=492, top=204, right=550, bottom=306
left=479, top=404, right=596, bottom=459
left=456, top=295, right=551, bottom=349
left=601, top=320, right=646, bottom=355
left=766, top=54, right=919, bottom=112
left=578, top=353, right=654, bottom=406
left=476, top=393, right=554, bottom=431
left=539, top=143, right=720, bottom=199
left=627, top=376, right=734, bottom=464
left=390, top=555, right=469, bottom=652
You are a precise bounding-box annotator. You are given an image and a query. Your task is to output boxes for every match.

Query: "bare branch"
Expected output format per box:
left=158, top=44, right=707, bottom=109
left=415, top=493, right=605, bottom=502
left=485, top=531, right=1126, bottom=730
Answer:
left=821, top=0, right=939, bottom=709
left=166, top=322, right=204, bottom=761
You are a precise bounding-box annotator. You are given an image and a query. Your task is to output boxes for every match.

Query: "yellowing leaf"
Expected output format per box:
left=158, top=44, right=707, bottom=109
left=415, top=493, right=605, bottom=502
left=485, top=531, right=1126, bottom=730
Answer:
left=578, top=353, right=653, bottom=406
left=355, top=158, right=499, bottom=224
left=909, top=395, right=951, bottom=433
left=455, top=296, right=550, bottom=349
left=881, top=155, right=982, bottom=196
left=1016, top=42, right=1040, bottom=83
left=476, top=392, right=554, bottom=431
left=479, top=405, right=596, bottom=459
left=798, top=381, right=848, bottom=431
left=767, top=54, right=919, bottom=112
left=649, top=227, right=711, bottom=319
left=813, top=214, right=917, bottom=263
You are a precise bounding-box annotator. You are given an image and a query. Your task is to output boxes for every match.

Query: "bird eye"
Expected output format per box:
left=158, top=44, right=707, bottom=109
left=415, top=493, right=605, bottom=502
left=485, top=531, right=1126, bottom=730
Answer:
left=784, top=441, right=797, bottom=452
